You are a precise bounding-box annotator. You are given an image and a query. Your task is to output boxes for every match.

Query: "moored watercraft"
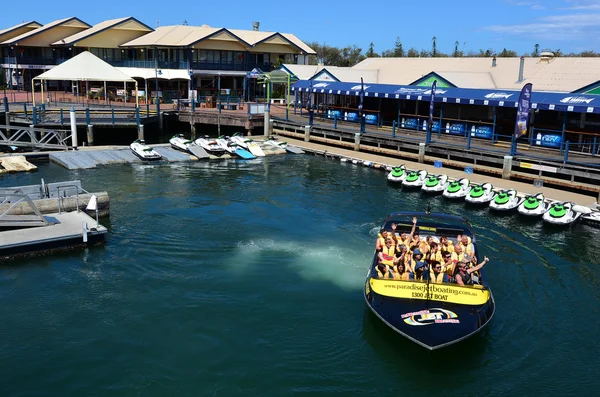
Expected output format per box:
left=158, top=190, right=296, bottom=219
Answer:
left=489, top=189, right=522, bottom=211
left=443, top=178, right=471, bottom=199
left=465, top=183, right=495, bottom=204
left=402, top=170, right=428, bottom=187
left=542, top=201, right=582, bottom=226
left=130, top=139, right=162, bottom=161
left=517, top=193, right=548, bottom=217
left=169, top=134, right=194, bottom=152
left=387, top=165, right=406, bottom=183
left=421, top=174, right=448, bottom=193
left=195, top=136, right=227, bottom=157
left=364, top=212, right=495, bottom=350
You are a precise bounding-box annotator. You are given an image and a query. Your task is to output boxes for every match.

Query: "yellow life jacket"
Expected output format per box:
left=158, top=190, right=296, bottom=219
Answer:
left=393, top=271, right=410, bottom=281
left=443, top=261, right=456, bottom=276
left=440, top=242, right=454, bottom=253
left=380, top=245, right=395, bottom=265
left=430, top=271, right=446, bottom=284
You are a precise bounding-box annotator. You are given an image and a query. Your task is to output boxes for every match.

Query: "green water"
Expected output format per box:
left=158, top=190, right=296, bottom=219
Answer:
left=1, top=156, right=599, bottom=396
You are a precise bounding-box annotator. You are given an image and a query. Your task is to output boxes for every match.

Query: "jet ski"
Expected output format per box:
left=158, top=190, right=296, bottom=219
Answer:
left=517, top=193, right=548, bottom=217
left=489, top=189, right=522, bottom=211
left=169, top=134, right=194, bottom=152
left=387, top=165, right=406, bottom=183
left=465, top=183, right=495, bottom=204
left=542, top=202, right=582, bottom=226
left=130, top=139, right=162, bottom=161
left=195, top=136, right=227, bottom=157
left=421, top=174, right=448, bottom=193
left=442, top=178, right=471, bottom=199
left=230, top=133, right=265, bottom=157
left=264, top=137, right=287, bottom=149
left=402, top=170, right=428, bottom=188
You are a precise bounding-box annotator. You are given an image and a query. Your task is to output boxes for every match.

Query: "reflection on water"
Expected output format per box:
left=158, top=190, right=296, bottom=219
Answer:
left=1, top=155, right=599, bottom=396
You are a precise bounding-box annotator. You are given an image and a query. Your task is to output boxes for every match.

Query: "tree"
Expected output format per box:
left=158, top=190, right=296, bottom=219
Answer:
left=453, top=41, right=461, bottom=57
left=432, top=36, right=437, bottom=57
left=419, top=49, right=430, bottom=58
left=532, top=43, right=540, bottom=57
left=393, top=36, right=405, bottom=57
left=554, top=49, right=562, bottom=57
left=341, top=45, right=365, bottom=66
left=497, top=48, right=517, bottom=57
left=366, top=42, right=379, bottom=58
left=407, top=47, right=419, bottom=57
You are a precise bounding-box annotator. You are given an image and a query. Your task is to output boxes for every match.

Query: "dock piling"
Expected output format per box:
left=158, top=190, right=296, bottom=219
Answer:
left=354, top=133, right=361, bottom=151
left=304, top=125, right=311, bottom=142
left=502, top=155, right=513, bottom=179
left=138, top=124, right=145, bottom=141
left=264, top=108, right=270, bottom=137
left=418, top=142, right=425, bottom=163
left=70, top=107, right=78, bottom=149
left=87, top=125, right=94, bottom=146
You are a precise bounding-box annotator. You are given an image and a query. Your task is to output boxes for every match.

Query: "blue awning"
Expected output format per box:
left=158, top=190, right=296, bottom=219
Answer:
left=291, top=80, right=600, bottom=114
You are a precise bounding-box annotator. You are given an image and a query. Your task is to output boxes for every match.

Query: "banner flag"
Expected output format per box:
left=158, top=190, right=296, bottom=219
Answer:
left=514, top=83, right=533, bottom=138
left=429, top=80, right=437, bottom=128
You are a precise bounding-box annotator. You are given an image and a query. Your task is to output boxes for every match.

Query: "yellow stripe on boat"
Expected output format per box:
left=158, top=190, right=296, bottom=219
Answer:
left=369, top=278, right=490, bottom=305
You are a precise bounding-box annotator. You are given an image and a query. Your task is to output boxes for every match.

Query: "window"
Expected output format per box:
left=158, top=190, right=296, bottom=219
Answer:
left=263, top=53, right=270, bottom=65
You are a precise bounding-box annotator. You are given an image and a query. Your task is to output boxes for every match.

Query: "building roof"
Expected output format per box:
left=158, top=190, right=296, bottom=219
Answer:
left=120, top=25, right=315, bottom=54
left=52, top=17, right=153, bottom=46
left=315, top=66, right=378, bottom=83
left=280, top=64, right=326, bottom=80
left=0, top=21, right=42, bottom=42
left=352, top=57, right=600, bottom=93
left=35, top=51, right=135, bottom=82
left=1, top=17, right=90, bottom=46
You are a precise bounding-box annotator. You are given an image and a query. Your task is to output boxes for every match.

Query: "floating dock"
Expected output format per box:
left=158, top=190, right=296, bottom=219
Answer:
left=0, top=211, right=107, bottom=260
left=0, top=155, right=38, bottom=173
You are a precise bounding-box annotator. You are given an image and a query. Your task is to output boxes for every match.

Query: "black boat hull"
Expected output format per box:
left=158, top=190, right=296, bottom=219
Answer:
left=364, top=278, right=495, bottom=350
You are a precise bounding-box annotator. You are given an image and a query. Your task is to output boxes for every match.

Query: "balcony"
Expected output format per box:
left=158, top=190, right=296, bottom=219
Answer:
left=3, top=56, right=57, bottom=66
left=190, top=61, right=273, bottom=72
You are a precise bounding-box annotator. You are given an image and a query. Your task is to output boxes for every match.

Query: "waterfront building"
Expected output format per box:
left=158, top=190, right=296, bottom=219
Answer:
left=0, top=17, right=315, bottom=101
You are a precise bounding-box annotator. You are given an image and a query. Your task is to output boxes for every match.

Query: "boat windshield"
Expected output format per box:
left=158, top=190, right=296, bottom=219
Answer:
left=381, top=212, right=474, bottom=239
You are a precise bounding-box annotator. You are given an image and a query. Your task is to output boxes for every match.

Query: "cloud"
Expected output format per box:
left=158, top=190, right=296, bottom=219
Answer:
left=561, top=0, right=600, bottom=9
left=531, top=4, right=546, bottom=9
left=484, top=13, right=600, bottom=41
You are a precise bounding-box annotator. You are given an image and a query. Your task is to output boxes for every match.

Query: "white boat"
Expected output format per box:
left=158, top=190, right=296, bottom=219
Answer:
left=215, top=135, right=238, bottom=154
left=443, top=178, right=471, bottom=199
left=517, top=193, right=548, bottom=216
left=543, top=202, right=582, bottom=226
left=421, top=174, right=448, bottom=193
left=169, top=134, right=193, bottom=152
left=387, top=165, right=406, bottom=183
left=130, top=139, right=161, bottom=161
left=230, top=133, right=265, bottom=157
left=581, top=210, right=600, bottom=226
left=465, top=183, right=495, bottom=204
left=264, top=137, right=287, bottom=149
left=402, top=170, right=428, bottom=187
left=489, top=189, right=522, bottom=211
left=195, top=136, right=227, bottom=156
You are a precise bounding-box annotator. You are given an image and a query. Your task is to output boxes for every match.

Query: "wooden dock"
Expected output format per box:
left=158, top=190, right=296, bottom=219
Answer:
left=0, top=211, right=108, bottom=260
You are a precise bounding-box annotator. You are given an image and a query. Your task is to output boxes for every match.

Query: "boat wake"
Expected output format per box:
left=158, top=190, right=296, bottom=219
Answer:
left=234, top=238, right=369, bottom=290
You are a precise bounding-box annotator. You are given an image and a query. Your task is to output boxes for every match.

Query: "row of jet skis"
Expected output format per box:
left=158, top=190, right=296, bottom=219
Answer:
left=130, top=132, right=303, bottom=161
left=386, top=165, right=600, bottom=226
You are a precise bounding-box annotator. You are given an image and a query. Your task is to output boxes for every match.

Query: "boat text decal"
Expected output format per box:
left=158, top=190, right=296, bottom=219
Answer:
left=402, top=308, right=459, bottom=326
left=370, top=279, right=489, bottom=305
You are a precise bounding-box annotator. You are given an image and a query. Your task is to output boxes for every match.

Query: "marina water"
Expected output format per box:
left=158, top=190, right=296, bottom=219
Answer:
left=1, top=155, right=599, bottom=396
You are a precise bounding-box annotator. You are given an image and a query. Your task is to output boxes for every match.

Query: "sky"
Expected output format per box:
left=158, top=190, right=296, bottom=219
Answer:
left=2, top=0, right=600, bottom=55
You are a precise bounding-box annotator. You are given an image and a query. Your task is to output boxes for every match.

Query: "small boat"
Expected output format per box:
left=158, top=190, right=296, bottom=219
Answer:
left=230, top=133, right=266, bottom=157
left=364, top=211, right=495, bottom=350
left=489, top=189, right=522, bottom=211
left=130, top=139, right=161, bottom=161
left=195, top=136, right=227, bottom=157
left=543, top=202, right=582, bottom=226
left=465, top=183, right=495, bottom=204
left=517, top=193, right=548, bottom=217
left=421, top=174, right=448, bottom=193
left=443, top=178, right=471, bottom=199
left=387, top=165, right=406, bottom=183
left=402, top=170, right=428, bottom=187
left=581, top=210, right=600, bottom=226
left=264, top=137, right=287, bottom=149
left=214, top=136, right=256, bottom=159
left=169, top=134, right=194, bottom=152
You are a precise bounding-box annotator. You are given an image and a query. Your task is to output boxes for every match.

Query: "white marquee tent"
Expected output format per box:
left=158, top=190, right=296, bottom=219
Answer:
left=33, top=51, right=139, bottom=107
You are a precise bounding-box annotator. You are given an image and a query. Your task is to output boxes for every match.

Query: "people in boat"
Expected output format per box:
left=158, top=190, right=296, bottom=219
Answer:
left=426, top=241, right=443, bottom=263
left=376, top=228, right=391, bottom=250
left=392, top=262, right=411, bottom=281
left=430, top=260, right=450, bottom=284
left=377, top=238, right=396, bottom=267
left=414, top=260, right=430, bottom=281
left=394, top=244, right=409, bottom=268
left=395, top=217, right=417, bottom=248
left=453, top=243, right=465, bottom=262
left=455, top=256, right=489, bottom=286
left=441, top=250, right=457, bottom=278
left=376, top=262, right=391, bottom=279
left=408, top=248, right=425, bottom=273
left=439, top=236, right=454, bottom=253
left=457, top=234, right=475, bottom=257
